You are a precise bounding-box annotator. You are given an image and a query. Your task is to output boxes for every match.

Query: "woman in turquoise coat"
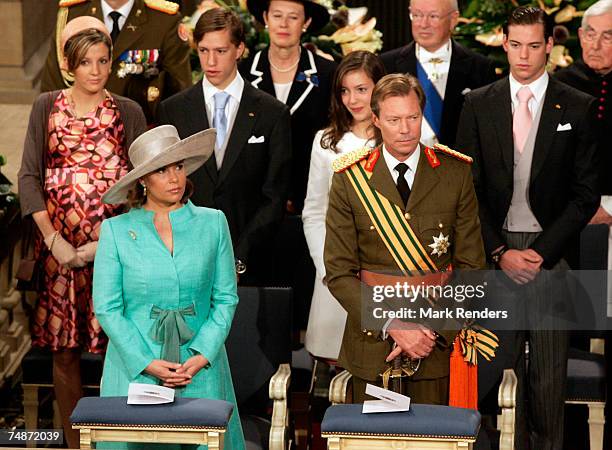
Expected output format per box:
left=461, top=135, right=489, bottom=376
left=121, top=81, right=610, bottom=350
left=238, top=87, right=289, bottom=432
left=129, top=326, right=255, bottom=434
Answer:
left=92, top=125, right=245, bottom=450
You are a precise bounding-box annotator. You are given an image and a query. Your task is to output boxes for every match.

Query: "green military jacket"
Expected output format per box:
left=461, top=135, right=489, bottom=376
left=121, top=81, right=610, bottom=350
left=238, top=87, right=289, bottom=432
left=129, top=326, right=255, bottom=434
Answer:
left=324, top=144, right=486, bottom=384
left=41, top=0, right=191, bottom=122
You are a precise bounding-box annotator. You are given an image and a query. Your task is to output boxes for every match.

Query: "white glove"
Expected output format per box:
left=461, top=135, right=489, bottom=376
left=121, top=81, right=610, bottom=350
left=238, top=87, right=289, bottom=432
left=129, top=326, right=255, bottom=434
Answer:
left=44, top=232, right=86, bottom=268
left=76, top=241, right=98, bottom=263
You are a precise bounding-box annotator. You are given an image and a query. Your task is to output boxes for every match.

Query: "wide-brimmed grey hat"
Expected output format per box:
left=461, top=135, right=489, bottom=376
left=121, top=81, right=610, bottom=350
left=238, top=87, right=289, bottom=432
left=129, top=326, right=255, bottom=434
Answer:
left=102, top=125, right=215, bottom=205
left=247, top=0, right=330, bottom=33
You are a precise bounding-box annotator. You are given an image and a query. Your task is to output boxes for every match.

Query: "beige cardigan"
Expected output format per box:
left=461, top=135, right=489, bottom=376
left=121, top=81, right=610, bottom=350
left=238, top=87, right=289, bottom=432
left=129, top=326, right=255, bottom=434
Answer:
left=18, top=90, right=147, bottom=217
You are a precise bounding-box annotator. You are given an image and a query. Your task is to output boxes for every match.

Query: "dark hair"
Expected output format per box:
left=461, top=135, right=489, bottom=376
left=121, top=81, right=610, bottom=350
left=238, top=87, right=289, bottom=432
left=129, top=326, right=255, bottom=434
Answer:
left=503, top=6, right=553, bottom=41
left=193, top=8, right=245, bottom=46
left=321, top=51, right=386, bottom=153
left=64, top=28, right=112, bottom=73
left=370, top=74, right=426, bottom=145
left=126, top=178, right=194, bottom=210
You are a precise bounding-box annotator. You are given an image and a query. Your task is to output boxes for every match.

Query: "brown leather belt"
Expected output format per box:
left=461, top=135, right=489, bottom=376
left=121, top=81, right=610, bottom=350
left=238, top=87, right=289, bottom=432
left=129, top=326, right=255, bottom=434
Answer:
left=359, top=269, right=452, bottom=287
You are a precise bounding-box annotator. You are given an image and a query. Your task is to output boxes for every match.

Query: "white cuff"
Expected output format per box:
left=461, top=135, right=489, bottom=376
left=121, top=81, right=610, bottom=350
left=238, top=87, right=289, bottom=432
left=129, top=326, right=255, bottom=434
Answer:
left=601, top=196, right=612, bottom=216
left=381, top=317, right=394, bottom=340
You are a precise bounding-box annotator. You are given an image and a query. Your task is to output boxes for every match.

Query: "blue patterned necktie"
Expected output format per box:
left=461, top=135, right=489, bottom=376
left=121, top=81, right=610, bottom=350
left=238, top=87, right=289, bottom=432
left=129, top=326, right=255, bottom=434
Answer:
left=213, top=91, right=230, bottom=150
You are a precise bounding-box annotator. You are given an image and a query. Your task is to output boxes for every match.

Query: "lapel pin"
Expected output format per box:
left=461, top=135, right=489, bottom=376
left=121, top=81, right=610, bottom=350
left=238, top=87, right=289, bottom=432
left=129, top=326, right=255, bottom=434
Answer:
left=136, top=9, right=142, bottom=16
left=91, top=7, right=97, bottom=14
left=555, top=104, right=561, bottom=109
left=129, top=230, right=137, bottom=240
left=126, top=24, right=137, bottom=31
left=248, top=112, right=255, bottom=117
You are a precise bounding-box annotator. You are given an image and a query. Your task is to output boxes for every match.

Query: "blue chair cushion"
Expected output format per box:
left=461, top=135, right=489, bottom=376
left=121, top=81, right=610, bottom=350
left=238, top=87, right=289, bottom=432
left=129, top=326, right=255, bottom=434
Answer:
left=70, top=397, right=233, bottom=429
left=566, top=349, right=606, bottom=401
left=321, top=404, right=480, bottom=439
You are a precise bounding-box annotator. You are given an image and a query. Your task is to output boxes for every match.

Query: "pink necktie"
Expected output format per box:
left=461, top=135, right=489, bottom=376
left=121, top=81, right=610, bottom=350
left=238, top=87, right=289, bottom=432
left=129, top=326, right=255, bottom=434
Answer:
left=513, top=86, right=534, bottom=153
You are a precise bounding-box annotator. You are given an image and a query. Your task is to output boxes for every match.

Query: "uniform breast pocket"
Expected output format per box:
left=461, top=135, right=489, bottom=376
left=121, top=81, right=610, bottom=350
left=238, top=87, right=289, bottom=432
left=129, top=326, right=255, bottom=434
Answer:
left=416, top=213, right=456, bottom=258
left=354, top=214, right=388, bottom=256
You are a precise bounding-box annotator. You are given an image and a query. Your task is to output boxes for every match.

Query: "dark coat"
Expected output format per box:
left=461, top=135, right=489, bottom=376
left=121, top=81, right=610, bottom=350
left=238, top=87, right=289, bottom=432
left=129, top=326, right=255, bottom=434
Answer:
left=381, top=40, right=497, bottom=148
left=555, top=60, right=612, bottom=195
left=239, top=47, right=337, bottom=211
left=157, top=81, right=292, bottom=285
left=455, top=76, right=600, bottom=268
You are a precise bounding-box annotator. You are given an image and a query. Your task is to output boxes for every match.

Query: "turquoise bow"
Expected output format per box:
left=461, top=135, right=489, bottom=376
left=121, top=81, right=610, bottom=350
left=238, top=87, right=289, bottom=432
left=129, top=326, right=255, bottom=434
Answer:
left=149, top=304, right=196, bottom=363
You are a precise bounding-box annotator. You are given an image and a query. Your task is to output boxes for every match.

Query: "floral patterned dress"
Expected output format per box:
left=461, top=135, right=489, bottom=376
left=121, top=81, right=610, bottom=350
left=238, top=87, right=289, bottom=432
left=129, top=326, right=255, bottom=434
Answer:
left=32, top=90, right=129, bottom=353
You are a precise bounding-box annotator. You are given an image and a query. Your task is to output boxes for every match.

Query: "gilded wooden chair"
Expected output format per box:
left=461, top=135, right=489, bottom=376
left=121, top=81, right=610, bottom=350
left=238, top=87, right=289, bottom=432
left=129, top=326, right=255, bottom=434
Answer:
left=321, top=402, right=481, bottom=450
left=70, top=396, right=233, bottom=449
left=21, top=348, right=102, bottom=447
left=226, top=286, right=293, bottom=450
left=326, top=368, right=518, bottom=450
left=563, top=224, right=609, bottom=450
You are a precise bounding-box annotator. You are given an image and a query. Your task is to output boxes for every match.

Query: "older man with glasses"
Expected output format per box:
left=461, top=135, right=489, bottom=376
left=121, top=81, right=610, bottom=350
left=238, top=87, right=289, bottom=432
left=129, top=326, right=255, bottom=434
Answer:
left=556, top=0, right=612, bottom=212
left=381, top=0, right=497, bottom=149
left=555, top=5, right=612, bottom=442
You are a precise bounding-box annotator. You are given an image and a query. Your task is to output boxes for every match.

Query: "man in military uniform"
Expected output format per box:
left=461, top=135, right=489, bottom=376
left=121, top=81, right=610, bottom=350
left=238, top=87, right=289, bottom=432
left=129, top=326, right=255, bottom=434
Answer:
left=41, top=0, right=192, bottom=122
left=324, top=73, right=486, bottom=404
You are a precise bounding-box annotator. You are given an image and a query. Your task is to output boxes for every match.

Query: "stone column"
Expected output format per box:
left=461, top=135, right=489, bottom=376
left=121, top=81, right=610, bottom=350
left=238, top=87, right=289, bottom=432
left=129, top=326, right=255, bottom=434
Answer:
left=0, top=0, right=57, bottom=103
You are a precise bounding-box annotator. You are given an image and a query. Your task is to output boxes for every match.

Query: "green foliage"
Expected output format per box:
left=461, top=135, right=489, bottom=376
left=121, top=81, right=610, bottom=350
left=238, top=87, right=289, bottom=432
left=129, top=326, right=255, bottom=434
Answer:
left=456, top=0, right=599, bottom=73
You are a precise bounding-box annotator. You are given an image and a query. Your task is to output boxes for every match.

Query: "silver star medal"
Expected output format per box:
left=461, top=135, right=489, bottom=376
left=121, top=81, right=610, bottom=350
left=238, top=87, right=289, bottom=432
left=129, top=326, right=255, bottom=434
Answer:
left=428, top=232, right=450, bottom=257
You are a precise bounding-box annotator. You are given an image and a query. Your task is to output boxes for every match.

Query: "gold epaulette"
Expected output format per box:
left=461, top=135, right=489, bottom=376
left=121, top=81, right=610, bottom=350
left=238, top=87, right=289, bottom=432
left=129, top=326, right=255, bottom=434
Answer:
left=145, top=0, right=179, bottom=14
left=332, top=147, right=372, bottom=173
left=433, top=143, right=473, bottom=164
left=59, top=0, right=88, bottom=6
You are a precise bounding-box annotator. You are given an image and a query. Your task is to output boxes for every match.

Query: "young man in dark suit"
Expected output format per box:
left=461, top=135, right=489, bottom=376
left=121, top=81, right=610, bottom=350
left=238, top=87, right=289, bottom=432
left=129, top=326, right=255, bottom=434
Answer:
left=381, top=0, right=496, bottom=148
left=456, top=7, right=599, bottom=450
left=157, top=8, right=292, bottom=285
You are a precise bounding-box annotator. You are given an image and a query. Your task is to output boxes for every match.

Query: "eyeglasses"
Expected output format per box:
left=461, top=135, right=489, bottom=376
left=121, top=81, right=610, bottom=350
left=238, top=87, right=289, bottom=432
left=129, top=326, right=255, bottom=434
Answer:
left=409, top=9, right=455, bottom=25
left=583, top=27, right=612, bottom=45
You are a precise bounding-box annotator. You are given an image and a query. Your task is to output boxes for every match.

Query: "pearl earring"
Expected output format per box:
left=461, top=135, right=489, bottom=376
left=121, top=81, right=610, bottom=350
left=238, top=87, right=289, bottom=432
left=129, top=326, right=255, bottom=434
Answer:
left=265, top=24, right=269, bottom=29
left=141, top=183, right=147, bottom=196
left=302, top=27, right=307, bottom=32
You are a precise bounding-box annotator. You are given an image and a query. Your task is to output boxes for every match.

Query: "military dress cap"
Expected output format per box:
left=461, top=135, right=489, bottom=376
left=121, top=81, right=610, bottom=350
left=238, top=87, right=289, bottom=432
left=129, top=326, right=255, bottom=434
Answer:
left=247, top=0, right=330, bottom=32
left=102, top=125, right=216, bottom=204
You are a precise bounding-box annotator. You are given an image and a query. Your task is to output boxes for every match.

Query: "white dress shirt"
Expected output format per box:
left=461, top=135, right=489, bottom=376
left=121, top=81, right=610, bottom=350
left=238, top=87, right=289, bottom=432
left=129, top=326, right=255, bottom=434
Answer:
left=380, top=144, right=421, bottom=337
left=381, top=144, right=420, bottom=189
left=101, top=0, right=134, bottom=33
left=509, top=70, right=549, bottom=116
left=202, top=72, right=245, bottom=168
left=273, top=82, right=292, bottom=105
left=416, top=40, right=452, bottom=147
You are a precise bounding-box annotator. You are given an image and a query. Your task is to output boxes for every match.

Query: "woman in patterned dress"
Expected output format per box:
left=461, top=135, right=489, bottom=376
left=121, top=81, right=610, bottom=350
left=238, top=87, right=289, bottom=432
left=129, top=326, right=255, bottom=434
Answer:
left=18, top=18, right=146, bottom=448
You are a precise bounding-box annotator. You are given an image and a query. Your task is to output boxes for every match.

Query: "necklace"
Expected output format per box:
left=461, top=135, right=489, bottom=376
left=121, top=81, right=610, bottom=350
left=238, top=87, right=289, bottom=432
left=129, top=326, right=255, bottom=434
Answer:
left=66, top=88, right=107, bottom=116
left=268, top=48, right=301, bottom=73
